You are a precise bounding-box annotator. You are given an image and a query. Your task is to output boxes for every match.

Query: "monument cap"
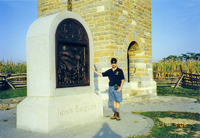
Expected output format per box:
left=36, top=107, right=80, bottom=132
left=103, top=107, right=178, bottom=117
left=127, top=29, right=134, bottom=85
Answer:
left=111, top=58, right=117, bottom=64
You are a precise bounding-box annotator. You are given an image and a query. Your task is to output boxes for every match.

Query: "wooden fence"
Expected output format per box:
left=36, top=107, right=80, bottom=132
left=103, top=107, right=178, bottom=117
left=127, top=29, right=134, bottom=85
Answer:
left=153, top=71, right=181, bottom=87
left=181, top=73, right=200, bottom=89
left=0, top=73, right=27, bottom=90
left=153, top=70, right=200, bottom=89
left=1, top=72, right=199, bottom=90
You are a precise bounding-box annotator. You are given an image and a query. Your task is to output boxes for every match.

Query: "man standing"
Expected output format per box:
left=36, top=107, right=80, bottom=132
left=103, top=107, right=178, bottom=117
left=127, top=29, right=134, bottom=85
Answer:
left=93, top=58, right=125, bottom=120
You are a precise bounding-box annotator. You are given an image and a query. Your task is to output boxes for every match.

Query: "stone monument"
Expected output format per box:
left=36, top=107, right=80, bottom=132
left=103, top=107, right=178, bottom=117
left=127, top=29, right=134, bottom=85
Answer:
left=37, top=0, right=157, bottom=102
left=17, top=11, right=103, bottom=133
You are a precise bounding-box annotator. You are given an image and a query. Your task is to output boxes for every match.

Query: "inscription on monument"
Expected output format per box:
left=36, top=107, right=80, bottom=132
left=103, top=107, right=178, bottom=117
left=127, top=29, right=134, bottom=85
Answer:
left=58, top=103, right=99, bottom=116
left=56, top=19, right=90, bottom=88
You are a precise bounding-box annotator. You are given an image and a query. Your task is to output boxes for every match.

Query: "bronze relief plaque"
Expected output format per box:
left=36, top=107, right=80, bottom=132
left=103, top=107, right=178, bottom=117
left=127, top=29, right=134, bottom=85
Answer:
left=56, top=19, right=89, bottom=88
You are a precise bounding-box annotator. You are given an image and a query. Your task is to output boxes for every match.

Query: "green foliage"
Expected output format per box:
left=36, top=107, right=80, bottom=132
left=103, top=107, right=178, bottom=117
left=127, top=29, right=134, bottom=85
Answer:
left=153, top=60, right=200, bottom=78
left=0, top=59, right=26, bottom=74
left=157, top=86, right=200, bottom=103
left=162, top=52, right=200, bottom=62
left=153, top=52, right=200, bottom=79
left=0, top=88, right=27, bottom=99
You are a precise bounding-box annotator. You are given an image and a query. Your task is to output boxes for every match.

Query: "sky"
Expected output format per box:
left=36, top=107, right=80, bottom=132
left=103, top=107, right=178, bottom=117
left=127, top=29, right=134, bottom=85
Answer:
left=152, top=0, right=200, bottom=61
left=0, top=0, right=199, bottom=62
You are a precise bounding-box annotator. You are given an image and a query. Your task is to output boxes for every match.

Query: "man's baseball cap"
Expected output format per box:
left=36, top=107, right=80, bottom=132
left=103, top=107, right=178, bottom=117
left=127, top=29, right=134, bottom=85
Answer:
left=111, top=58, right=117, bottom=64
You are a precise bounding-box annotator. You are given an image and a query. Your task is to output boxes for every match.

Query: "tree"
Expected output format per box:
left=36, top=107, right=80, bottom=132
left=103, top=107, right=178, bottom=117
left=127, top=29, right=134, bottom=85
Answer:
left=186, top=52, right=196, bottom=60
left=161, top=53, right=199, bottom=62
left=194, top=53, right=200, bottom=61
left=181, top=54, right=189, bottom=61
left=177, top=56, right=183, bottom=61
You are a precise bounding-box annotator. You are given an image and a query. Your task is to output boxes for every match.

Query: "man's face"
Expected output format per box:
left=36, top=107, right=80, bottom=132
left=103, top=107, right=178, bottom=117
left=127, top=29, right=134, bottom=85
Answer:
left=111, top=63, right=117, bottom=68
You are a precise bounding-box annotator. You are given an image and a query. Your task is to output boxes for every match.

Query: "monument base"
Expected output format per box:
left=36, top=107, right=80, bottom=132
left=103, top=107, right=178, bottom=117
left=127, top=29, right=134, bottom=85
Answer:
left=17, top=93, right=103, bottom=133
left=96, top=81, right=157, bottom=102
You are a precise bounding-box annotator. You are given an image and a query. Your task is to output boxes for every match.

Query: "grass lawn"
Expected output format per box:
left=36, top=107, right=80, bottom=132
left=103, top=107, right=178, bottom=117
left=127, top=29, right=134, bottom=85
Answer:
left=132, top=111, right=200, bottom=138
left=132, top=86, right=200, bottom=138
left=0, top=86, right=199, bottom=101
left=157, top=86, right=200, bottom=103
left=0, top=88, right=27, bottom=99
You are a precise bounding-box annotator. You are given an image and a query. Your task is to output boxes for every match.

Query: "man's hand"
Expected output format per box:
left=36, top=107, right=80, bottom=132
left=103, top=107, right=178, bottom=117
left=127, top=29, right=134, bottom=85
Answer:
left=93, top=66, right=103, bottom=77
left=116, top=87, right=122, bottom=93
left=117, top=79, right=124, bottom=93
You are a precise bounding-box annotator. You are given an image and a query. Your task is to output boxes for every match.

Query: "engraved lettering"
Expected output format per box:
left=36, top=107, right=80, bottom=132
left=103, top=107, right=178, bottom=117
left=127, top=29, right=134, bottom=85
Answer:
left=58, top=103, right=98, bottom=116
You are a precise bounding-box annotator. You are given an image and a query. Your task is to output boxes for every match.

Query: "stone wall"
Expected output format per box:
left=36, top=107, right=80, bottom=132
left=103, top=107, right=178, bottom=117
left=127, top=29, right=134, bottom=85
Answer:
left=37, top=0, right=72, bottom=18
left=0, top=97, right=25, bottom=109
left=37, top=0, right=156, bottom=99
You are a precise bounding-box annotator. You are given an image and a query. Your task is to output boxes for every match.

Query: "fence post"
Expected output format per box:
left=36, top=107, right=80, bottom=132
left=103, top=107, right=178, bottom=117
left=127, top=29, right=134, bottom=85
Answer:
left=180, top=65, right=183, bottom=74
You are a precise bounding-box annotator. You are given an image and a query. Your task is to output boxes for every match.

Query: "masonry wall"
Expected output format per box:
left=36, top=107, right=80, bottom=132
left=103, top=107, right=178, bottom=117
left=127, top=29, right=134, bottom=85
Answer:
left=37, top=0, right=156, bottom=99
left=37, top=0, right=72, bottom=17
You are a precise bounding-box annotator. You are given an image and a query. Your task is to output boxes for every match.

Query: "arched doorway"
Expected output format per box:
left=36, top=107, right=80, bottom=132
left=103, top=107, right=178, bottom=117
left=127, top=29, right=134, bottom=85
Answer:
left=127, top=41, right=139, bottom=82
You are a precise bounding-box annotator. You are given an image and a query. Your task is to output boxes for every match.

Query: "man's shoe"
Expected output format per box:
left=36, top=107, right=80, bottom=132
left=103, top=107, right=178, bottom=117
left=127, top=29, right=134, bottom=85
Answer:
left=110, top=112, right=117, bottom=119
left=116, top=112, right=121, bottom=121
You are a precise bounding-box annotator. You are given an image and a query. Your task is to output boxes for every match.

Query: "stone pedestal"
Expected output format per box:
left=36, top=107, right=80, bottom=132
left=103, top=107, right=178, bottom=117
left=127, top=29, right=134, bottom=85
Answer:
left=17, top=11, right=103, bottom=133
left=17, top=93, right=102, bottom=133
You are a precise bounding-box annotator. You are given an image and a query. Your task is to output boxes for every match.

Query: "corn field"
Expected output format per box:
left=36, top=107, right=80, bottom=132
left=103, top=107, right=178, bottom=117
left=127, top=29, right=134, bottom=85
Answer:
left=0, top=60, right=27, bottom=89
left=153, top=59, right=200, bottom=78
left=0, top=60, right=200, bottom=77
left=0, top=60, right=26, bottom=74
left=1, top=59, right=200, bottom=79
